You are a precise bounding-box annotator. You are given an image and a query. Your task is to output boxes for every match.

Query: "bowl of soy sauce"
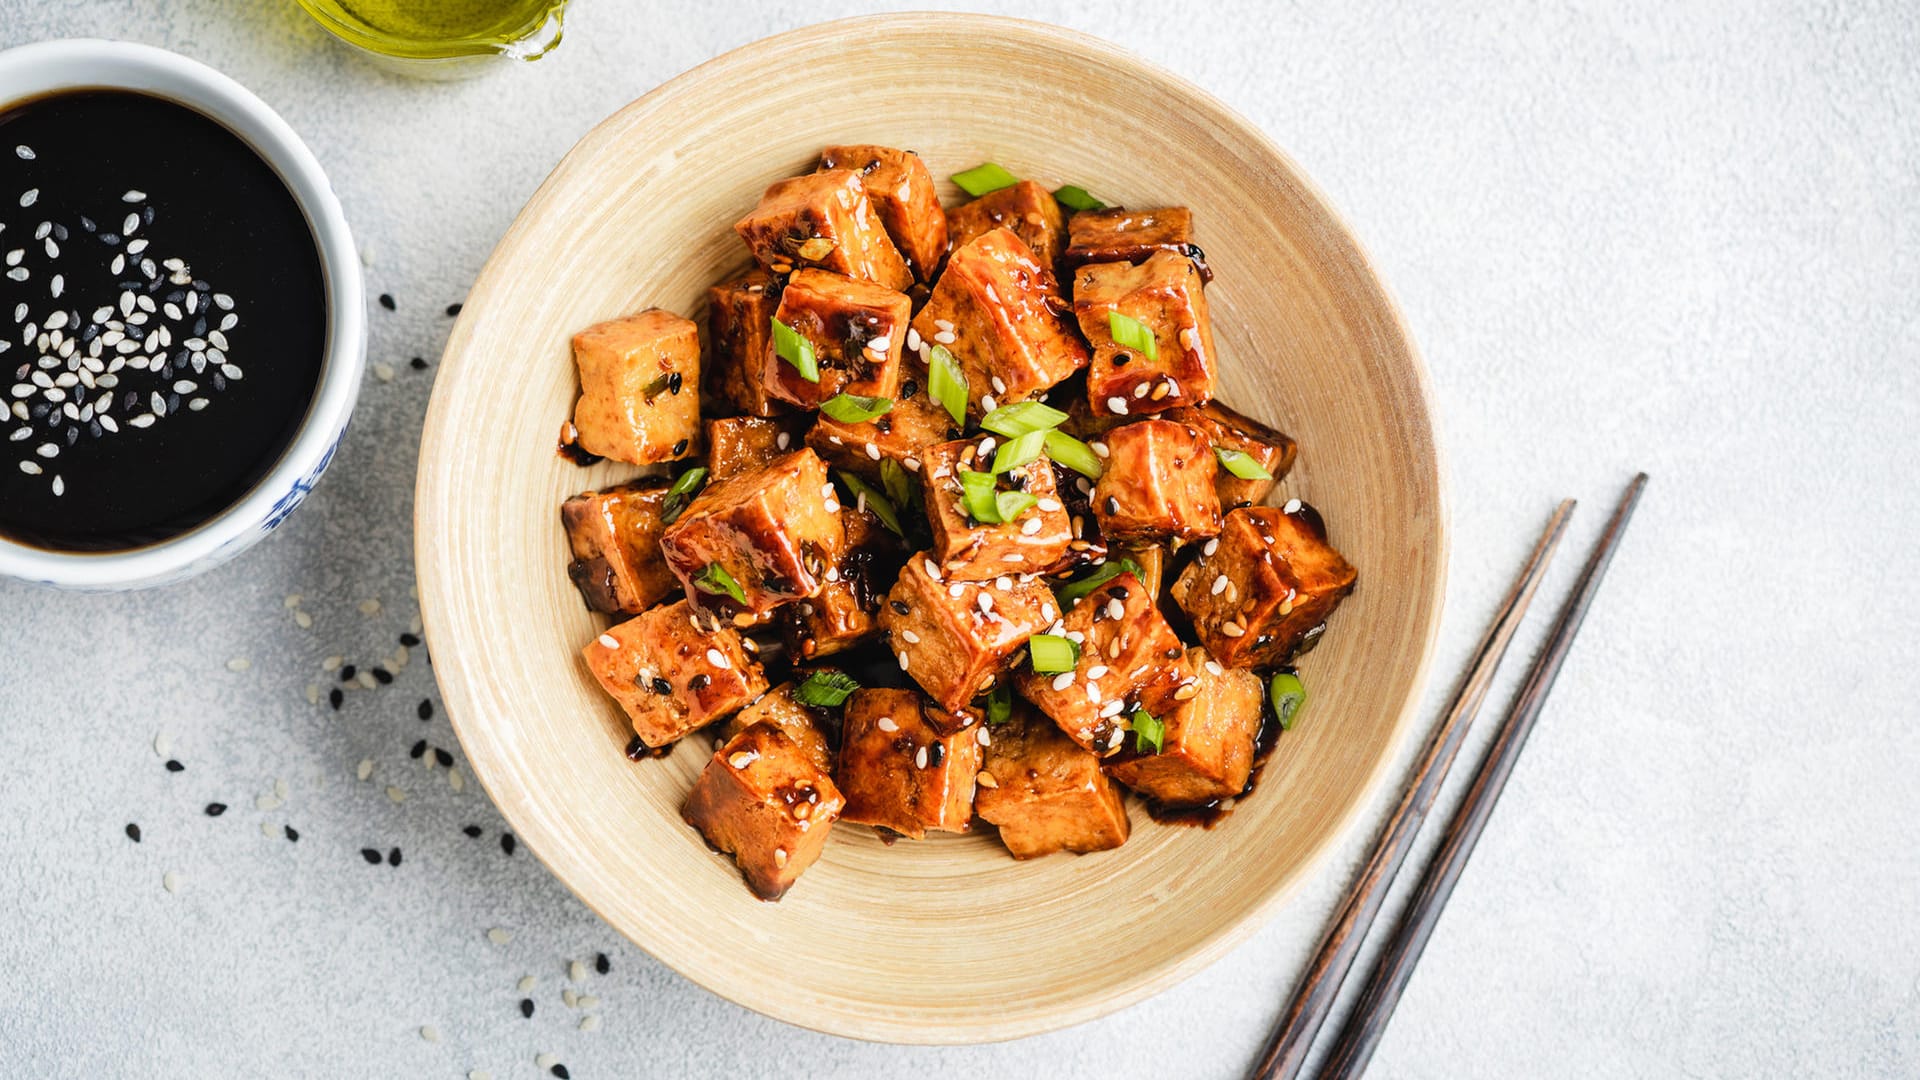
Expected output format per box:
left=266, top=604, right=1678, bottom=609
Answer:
left=0, top=40, right=364, bottom=589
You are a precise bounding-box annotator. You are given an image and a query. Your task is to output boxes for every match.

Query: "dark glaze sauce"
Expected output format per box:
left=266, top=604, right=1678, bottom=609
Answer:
left=557, top=420, right=603, bottom=466
left=1144, top=683, right=1288, bottom=829
left=0, top=90, right=325, bottom=551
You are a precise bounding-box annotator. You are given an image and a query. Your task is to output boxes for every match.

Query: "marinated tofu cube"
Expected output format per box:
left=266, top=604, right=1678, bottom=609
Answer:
left=877, top=552, right=1055, bottom=712
left=560, top=478, right=679, bottom=616
left=909, top=228, right=1087, bottom=417
left=1109, top=647, right=1262, bottom=806
left=921, top=434, right=1072, bottom=580
left=734, top=169, right=912, bottom=291
left=1013, top=571, right=1188, bottom=756
left=818, top=145, right=949, bottom=281
left=765, top=268, right=910, bottom=409
left=1060, top=206, right=1208, bottom=280
left=946, top=180, right=1067, bottom=269
left=705, top=270, right=791, bottom=418
left=659, top=448, right=846, bottom=615
left=1171, top=504, right=1357, bottom=668
left=718, top=683, right=835, bottom=776
left=706, top=415, right=809, bottom=483
left=975, top=704, right=1130, bottom=858
left=806, top=379, right=960, bottom=481
left=683, top=721, right=844, bottom=900
left=780, top=505, right=900, bottom=660
left=570, top=309, right=702, bottom=464
left=1091, top=419, right=1223, bottom=543
left=582, top=598, right=769, bottom=750
left=1075, top=250, right=1217, bottom=416
left=1166, top=400, right=1297, bottom=509
left=837, top=688, right=983, bottom=838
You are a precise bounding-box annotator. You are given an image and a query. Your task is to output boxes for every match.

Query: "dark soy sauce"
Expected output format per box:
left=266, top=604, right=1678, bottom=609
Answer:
left=0, top=90, right=325, bottom=551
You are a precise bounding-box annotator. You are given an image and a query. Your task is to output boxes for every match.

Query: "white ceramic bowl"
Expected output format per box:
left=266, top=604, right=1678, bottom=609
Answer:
left=0, top=39, right=363, bottom=590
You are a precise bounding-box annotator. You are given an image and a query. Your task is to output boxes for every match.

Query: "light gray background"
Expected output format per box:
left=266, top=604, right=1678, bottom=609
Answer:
left=2, top=1, right=1915, bottom=1077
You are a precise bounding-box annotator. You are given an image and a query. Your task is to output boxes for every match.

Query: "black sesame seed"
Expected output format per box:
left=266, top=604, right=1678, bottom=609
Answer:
left=1105, top=497, right=1120, bottom=515
left=672, top=438, right=689, bottom=456
left=891, top=600, right=911, bottom=616
left=650, top=677, right=672, bottom=695
left=929, top=742, right=945, bottom=767
left=552, top=1066, right=570, bottom=1079
left=339, top=664, right=357, bottom=682
left=519, top=998, right=535, bottom=1019
left=445, top=302, right=463, bottom=317
left=463, top=825, right=484, bottom=838
left=361, top=848, right=382, bottom=864
left=328, top=688, right=344, bottom=711
left=409, top=356, right=428, bottom=370
left=410, top=740, right=427, bottom=760
left=434, top=748, right=453, bottom=768
left=501, top=833, right=517, bottom=856
left=668, top=371, right=683, bottom=394
left=417, top=699, right=433, bottom=721
left=165, top=759, right=185, bottom=773
left=284, top=825, right=300, bottom=842
left=204, top=802, right=227, bottom=817
left=125, top=823, right=141, bottom=843
left=388, top=847, right=402, bottom=866
left=689, top=673, right=711, bottom=691
left=399, top=633, right=421, bottom=647
left=371, top=667, right=393, bottom=685
left=378, top=293, right=395, bottom=311
left=595, top=952, right=610, bottom=974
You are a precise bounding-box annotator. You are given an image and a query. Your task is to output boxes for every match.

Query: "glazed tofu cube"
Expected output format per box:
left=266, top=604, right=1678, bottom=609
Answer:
left=706, top=415, right=809, bottom=483
left=780, top=505, right=899, bottom=660
left=1171, top=504, right=1357, bottom=668
left=921, top=434, right=1072, bottom=580
left=734, top=169, right=912, bottom=291
left=683, top=721, right=844, bottom=900
left=1013, top=571, right=1189, bottom=756
left=837, top=688, right=983, bottom=838
left=718, top=683, right=835, bottom=775
left=818, top=145, right=949, bottom=281
left=877, top=552, right=1055, bottom=712
left=909, top=228, right=1087, bottom=417
left=975, top=704, right=1130, bottom=858
left=945, top=180, right=1067, bottom=269
left=806, top=381, right=960, bottom=481
left=764, top=268, right=910, bottom=409
left=582, top=598, right=769, bottom=750
left=560, top=478, right=679, bottom=616
left=1109, top=647, right=1263, bottom=806
left=705, top=270, right=790, bottom=418
left=1060, top=206, right=1208, bottom=280
left=1166, top=400, right=1297, bottom=509
left=570, top=309, right=702, bottom=464
left=1075, top=250, right=1217, bottom=416
left=1091, top=419, right=1223, bottom=543
left=659, top=448, right=846, bottom=615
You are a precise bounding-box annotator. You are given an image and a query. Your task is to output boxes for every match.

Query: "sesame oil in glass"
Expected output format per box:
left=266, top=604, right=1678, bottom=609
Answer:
left=294, top=0, right=569, bottom=75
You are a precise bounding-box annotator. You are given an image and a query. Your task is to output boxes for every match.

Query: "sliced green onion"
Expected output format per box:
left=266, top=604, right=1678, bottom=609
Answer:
left=951, top=162, right=1019, bottom=197
left=1053, top=184, right=1107, bottom=212
left=1131, top=708, right=1166, bottom=754
left=692, top=562, right=747, bottom=605
left=771, top=317, right=818, bottom=383
left=1028, top=633, right=1081, bottom=674
left=980, top=401, right=1069, bottom=438
left=994, top=490, right=1038, bottom=523
left=793, top=670, right=860, bottom=708
left=879, top=457, right=914, bottom=511
left=1043, top=430, right=1103, bottom=479
left=820, top=392, right=893, bottom=424
left=1269, top=670, right=1307, bottom=731
left=928, top=344, right=968, bottom=425
left=1107, top=310, right=1159, bottom=362
left=959, top=469, right=1001, bottom=524
left=659, top=465, right=709, bottom=525
left=990, top=429, right=1047, bottom=475
left=835, top=470, right=906, bottom=536
left=1215, top=447, right=1274, bottom=481
left=986, top=683, right=1013, bottom=725
left=1054, top=557, right=1144, bottom=607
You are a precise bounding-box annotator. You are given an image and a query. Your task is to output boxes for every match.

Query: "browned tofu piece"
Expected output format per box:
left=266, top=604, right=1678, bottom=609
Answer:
left=1171, top=504, right=1357, bottom=668
left=718, top=683, right=835, bottom=775
left=1109, top=647, right=1262, bottom=806
left=817, top=145, right=949, bottom=281
left=920, top=434, right=1073, bottom=580
left=1014, top=571, right=1189, bottom=756
left=659, top=448, right=845, bottom=615
left=570, top=309, right=702, bottom=464
left=975, top=704, right=1130, bottom=858
left=705, top=270, right=790, bottom=418
left=909, top=228, right=1087, bottom=417
left=705, top=415, right=809, bottom=483
left=1166, top=400, right=1297, bottom=509
left=945, top=181, right=1066, bottom=269
left=560, top=478, right=678, bottom=616
left=779, top=504, right=898, bottom=660
left=836, top=688, right=983, bottom=838
left=1075, top=250, right=1217, bottom=416
left=1091, top=419, right=1223, bottom=543
left=582, top=599, right=769, bottom=750
left=877, top=552, right=1055, bottom=712
left=806, top=380, right=960, bottom=481
left=683, top=721, right=844, bottom=900
left=764, top=268, right=910, bottom=409
left=1060, top=206, right=1208, bottom=280
left=734, top=169, right=912, bottom=291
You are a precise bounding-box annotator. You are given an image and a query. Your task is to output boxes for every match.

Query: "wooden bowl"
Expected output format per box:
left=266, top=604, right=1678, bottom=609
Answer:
left=417, top=13, right=1446, bottom=1044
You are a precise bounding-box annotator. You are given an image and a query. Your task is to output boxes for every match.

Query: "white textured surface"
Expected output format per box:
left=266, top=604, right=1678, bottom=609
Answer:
left=2, top=1, right=1916, bottom=1077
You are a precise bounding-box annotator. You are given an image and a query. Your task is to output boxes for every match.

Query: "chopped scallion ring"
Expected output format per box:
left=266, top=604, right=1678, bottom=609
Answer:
left=1131, top=708, right=1166, bottom=754
left=990, top=429, right=1047, bottom=475
left=835, top=470, right=906, bottom=536
left=692, top=562, right=747, bottom=605
left=820, top=392, right=893, bottom=424
left=1215, top=447, right=1273, bottom=481
left=771, top=317, right=818, bottom=383
left=1052, top=184, right=1107, bottom=212
left=1107, top=310, right=1159, bottom=362
left=1028, top=633, right=1081, bottom=674
left=980, top=400, right=1069, bottom=438
left=1269, top=670, right=1307, bottom=731
left=793, top=670, right=860, bottom=708
left=929, top=344, right=968, bottom=425
left=959, top=469, right=1001, bottom=524
left=1043, top=430, right=1103, bottom=479
left=951, top=162, right=1019, bottom=197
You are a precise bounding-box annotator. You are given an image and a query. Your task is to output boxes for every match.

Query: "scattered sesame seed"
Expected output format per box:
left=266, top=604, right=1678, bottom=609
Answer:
left=1212, top=573, right=1229, bottom=596
left=1203, top=538, right=1220, bottom=557
left=487, top=928, right=513, bottom=946
left=1107, top=397, right=1129, bottom=415
left=897, top=649, right=911, bottom=671
left=162, top=871, right=180, bottom=894
left=914, top=746, right=929, bottom=769
left=595, top=952, right=610, bottom=974
left=285, top=825, right=299, bottom=842
left=378, top=293, right=395, bottom=311
left=358, top=598, right=382, bottom=616
left=360, top=848, right=382, bottom=865
left=877, top=716, right=899, bottom=733
left=1050, top=671, right=1075, bottom=691
left=500, top=833, right=516, bottom=855
left=1283, top=498, right=1302, bottom=513
left=580, top=1015, right=602, bottom=1032
left=225, top=656, right=250, bottom=672
left=705, top=647, right=730, bottom=669
left=597, top=633, right=618, bottom=649
left=204, top=802, right=227, bottom=817
left=125, top=822, right=141, bottom=842
left=165, top=759, right=184, bottom=773
left=419, top=1025, right=440, bottom=1043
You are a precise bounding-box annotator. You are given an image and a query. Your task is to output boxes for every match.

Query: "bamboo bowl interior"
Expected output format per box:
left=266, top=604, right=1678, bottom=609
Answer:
left=416, top=14, right=1446, bottom=1044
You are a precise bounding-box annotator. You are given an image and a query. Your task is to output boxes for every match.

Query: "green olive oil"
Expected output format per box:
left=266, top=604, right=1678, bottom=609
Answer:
left=296, top=0, right=567, bottom=65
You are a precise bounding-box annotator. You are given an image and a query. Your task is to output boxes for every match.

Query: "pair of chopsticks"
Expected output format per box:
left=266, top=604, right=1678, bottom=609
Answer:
left=1248, top=472, right=1649, bottom=1080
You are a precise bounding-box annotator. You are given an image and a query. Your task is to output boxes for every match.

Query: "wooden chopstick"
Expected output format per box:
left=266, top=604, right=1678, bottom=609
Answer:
left=1315, top=472, right=1649, bottom=1080
left=1246, top=498, right=1577, bottom=1080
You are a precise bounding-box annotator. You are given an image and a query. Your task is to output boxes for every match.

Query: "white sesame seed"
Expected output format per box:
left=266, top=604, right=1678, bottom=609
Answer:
left=897, top=649, right=911, bottom=671
left=914, top=745, right=929, bottom=769
left=18, top=189, right=37, bottom=208
left=1133, top=382, right=1150, bottom=398
left=1086, top=682, right=1104, bottom=703
left=1211, top=573, right=1230, bottom=596
left=1106, top=397, right=1129, bottom=415
left=981, top=394, right=997, bottom=412
left=775, top=431, right=790, bottom=450
left=706, top=648, right=730, bottom=669
left=122, top=189, right=145, bottom=203
left=226, top=657, right=251, bottom=672
left=822, top=499, right=839, bottom=513
left=1088, top=665, right=1110, bottom=680
left=948, top=582, right=966, bottom=598
left=580, top=1014, right=602, bottom=1033
left=1050, top=671, right=1075, bottom=691
left=1020, top=516, right=1044, bottom=535
left=12, top=145, right=31, bottom=160
left=387, top=785, right=406, bottom=803
left=597, top=633, right=619, bottom=649
left=162, top=871, right=181, bottom=894
left=1203, top=538, right=1220, bottom=557
left=934, top=330, right=956, bottom=345
left=866, top=334, right=891, bottom=353
left=900, top=629, right=921, bottom=644
left=1107, top=598, right=1126, bottom=620
left=1284, top=498, right=1303, bottom=513
left=1107, top=727, right=1126, bottom=748
left=1206, top=660, right=1224, bottom=676
left=535, top=1055, right=558, bottom=1071
left=977, top=592, right=995, bottom=614
left=487, top=928, right=513, bottom=946
left=877, top=716, right=900, bottom=732
left=864, top=442, right=880, bottom=460
left=1221, top=621, right=1246, bottom=638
